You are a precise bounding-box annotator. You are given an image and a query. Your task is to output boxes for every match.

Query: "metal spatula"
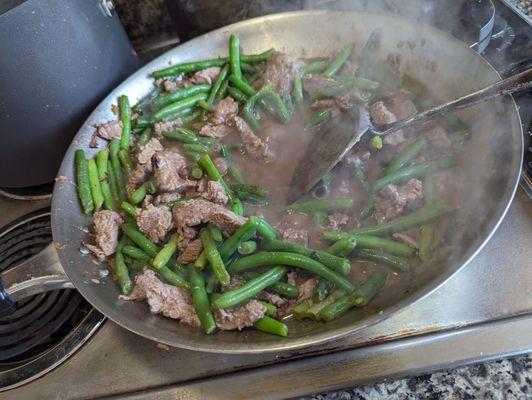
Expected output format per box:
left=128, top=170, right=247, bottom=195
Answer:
left=286, top=67, right=532, bottom=203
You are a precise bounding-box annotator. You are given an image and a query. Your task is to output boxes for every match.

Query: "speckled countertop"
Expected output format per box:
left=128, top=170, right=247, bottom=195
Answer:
left=113, top=1, right=531, bottom=399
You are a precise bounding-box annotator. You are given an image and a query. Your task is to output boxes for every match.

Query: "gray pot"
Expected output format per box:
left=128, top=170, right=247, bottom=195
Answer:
left=0, top=0, right=139, bottom=188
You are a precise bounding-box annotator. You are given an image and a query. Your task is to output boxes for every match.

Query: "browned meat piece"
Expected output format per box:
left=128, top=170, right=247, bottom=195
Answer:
left=153, top=150, right=196, bottom=193
left=380, top=90, right=417, bottom=119
left=89, top=210, right=123, bottom=259
left=198, top=123, right=235, bottom=138
left=154, top=119, right=182, bottom=137
left=154, top=191, right=181, bottom=206
left=297, top=278, right=318, bottom=302
left=172, top=199, right=246, bottom=236
left=211, top=97, right=238, bottom=126
left=126, top=162, right=152, bottom=195
left=89, top=120, right=123, bottom=147
left=259, top=291, right=287, bottom=307
left=277, top=213, right=309, bottom=247
left=122, top=269, right=200, bottom=327
left=142, top=195, right=153, bottom=209
left=344, top=149, right=371, bottom=168
left=347, top=87, right=372, bottom=103
left=281, top=227, right=309, bottom=247
left=214, top=300, right=266, bottom=331
left=425, top=124, right=451, bottom=152
left=234, top=116, right=273, bottom=162
left=393, top=229, right=420, bottom=249
left=369, top=101, right=397, bottom=125
left=261, top=51, right=301, bottom=96
left=287, top=270, right=298, bottom=286
left=374, top=179, right=424, bottom=223
left=301, top=75, right=336, bottom=96
left=137, top=137, right=164, bottom=165
left=383, top=131, right=406, bottom=146
left=310, top=96, right=350, bottom=117
left=197, top=180, right=228, bottom=205
left=177, top=238, right=203, bottom=263
left=189, top=67, right=221, bottom=85
left=136, top=204, right=173, bottom=243
left=222, top=275, right=246, bottom=292
left=325, top=213, right=349, bottom=231
left=213, top=157, right=228, bottom=176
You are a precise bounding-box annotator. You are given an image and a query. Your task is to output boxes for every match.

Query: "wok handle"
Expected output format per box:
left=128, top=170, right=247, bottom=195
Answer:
left=0, top=243, right=73, bottom=309
left=377, top=67, right=532, bottom=136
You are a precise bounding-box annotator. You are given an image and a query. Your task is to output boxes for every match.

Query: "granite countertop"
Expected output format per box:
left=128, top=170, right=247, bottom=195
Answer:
left=113, top=1, right=531, bottom=399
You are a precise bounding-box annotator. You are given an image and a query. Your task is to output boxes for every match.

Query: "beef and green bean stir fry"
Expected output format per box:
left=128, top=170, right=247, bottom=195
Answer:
left=75, top=34, right=465, bottom=337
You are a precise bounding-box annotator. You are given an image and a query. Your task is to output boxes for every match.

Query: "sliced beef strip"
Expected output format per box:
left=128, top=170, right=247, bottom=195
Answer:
left=177, top=238, right=203, bottom=264
left=154, top=119, right=182, bottom=137
left=213, top=157, right=229, bottom=176
left=369, top=101, right=397, bottom=125
left=90, top=210, right=123, bottom=259
left=198, top=124, right=235, bottom=138
left=197, top=180, right=228, bottom=205
left=374, top=179, right=423, bottom=224
left=325, top=213, right=349, bottom=231
left=281, top=228, right=309, bottom=247
left=222, top=275, right=246, bottom=292
left=153, top=150, right=196, bottom=193
left=137, top=137, right=164, bottom=165
left=172, top=199, right=246, bottom=237
left=126, top=162, right=152, bottom=196
left=122, top=269, right=200, bottom=327
left=379, top=90, right=417, bottom=120
left=214, top=299, right=266, bottom=331
left=259, top=291, right=287, bottom=307
left=301, top=75, right=338, bottom=97
left=297, top=278, right=318, bottom=302
left=310, top=96, right=351, bottom=117
left=234, top=116, right=273, bottom=162
left=154, top=191, right=181, bottom=206
left=261, top=51, right=302, bottom=96
left=89, top=120, right=123, bottom=147
left=136, top=204, right=173, bottom=243
left=189, top=67, right=221, bottom=85
left=393, top=229, right=421, bottom=249
left=210, top=96, right=238, bottom=126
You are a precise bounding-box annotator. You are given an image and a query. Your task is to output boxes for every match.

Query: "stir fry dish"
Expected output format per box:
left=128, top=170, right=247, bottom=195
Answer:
left=74, top=34, right=467, bottom=336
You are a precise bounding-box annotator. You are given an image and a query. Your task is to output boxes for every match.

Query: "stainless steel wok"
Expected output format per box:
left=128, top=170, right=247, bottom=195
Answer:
left=3, top=11, right=523, bottom=353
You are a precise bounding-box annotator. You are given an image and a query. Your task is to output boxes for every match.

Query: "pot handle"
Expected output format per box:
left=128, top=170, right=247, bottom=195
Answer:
left=0, top=243, right=73, bottom=312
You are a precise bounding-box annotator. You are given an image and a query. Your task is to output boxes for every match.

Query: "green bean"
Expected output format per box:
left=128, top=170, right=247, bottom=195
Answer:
left=153, top=93, right=208, bottom=121
left=121, top=201, right=137, bottom=219
left=384, top=138, right=426, bottom=175
left=301, top=61, right=327, bottom=75
left=254, top=316, right=288, bottom=337
left=228, top=74, right=256, bottom=97
left=237, top=193, right=269, bottom=206
left=326, top=237, right=357, bottom=257
left=375, top=156, right=457, bottom=191
left=228, top=252, right=356, bottom=292
left=324, top=43, right=354, bottom=77
left=314, top=211, right=327, bottom=226
left=153, top=84, right=211, bottom=109
left=126, top=258, right=145, bottom=271
left=152, top=233, right=179, bottom=270
left=109, top=139, right=127, bottom=201
left=200, top=228, right=230, bottom=286
left=207, top=64, right=229, bottom=104
left=293, top=71, right=305, bottom=117
left=261, top=239, right=351, bottom=276
left=194, top=251, right=208, bottom=270
left=197, top=100, right=214, bottom=112
left=74, top=149, right=94, bottom=214
left=198, top=154, right=234, bottom=201
left=237, top=240, right=257, bottom=255
left=122, top=245, right=151, bottom=263
left=229, top=34, right=242, bottom=79
left=208, top=223, right=223, bottom=242
left=191, top=166, right=204, bottom=179
left=350, top=234, right=415, bottom=257
left=332, top=75, right=380, bottom=91
left=352, top=165, right=374, bottom=219
left=219, top=216, right=259, bottom=260
left=162, top=130, right=198, bottom=144
left=118, top=149, right=134, bottom=173
left=136, top=127, right=152, bottom=151
left=118, top=95, right=131, bottom=150
left=181, top=109, right=203, bottom=125
left=129, top=181, right=149, bottom=205
left=183, top=143, right=211, bottom=154
left=370, top=135, right=383, bottom=150
left=96, top=149, right=115, bottom=211
left=184, top=150, right=201, bottom=162
left=304, top=108, right=332, bottom=131
left=282, top=198, right=353, bottom=214
left=231, top=183, right=269, bottom=198
left=230, top=198, right=244, bottom=216
left=315, top=279, right=335, bottom=301
left=122, top=223, right=159, bottom=257
left=419, top=225, right=433, bottom=261
left=227, top=86, right=248, bottom=103
left=135, top=116, right=152, bottom=129
left=257, top=300, right=277, bottom=316
left=188, top=266, right=216, bottom=334
left=106, top=158, right=120, bottom=206
left=115, top=240, right=133, bottom=295
left=243, top=84, right=290, bottom=131
left=152, top=49, right=275, bottom=78
left=87, top=158, right=104, bottom=211
left=240, top=61, right=256, bottom=73
left=212, top=266, right=285, bottom=309
left=307, top=289, right=346, bottom=319
left=255, top=218, right=279, bottom=240
left=221, top=144, right=246, bottom=184
left=355, top=248, right=410, bottom=273
left=242, top=271, right=299, bottom=299
left=217, top=79, right=229, bottom=100
left=291, top=300, right=311, bottom=319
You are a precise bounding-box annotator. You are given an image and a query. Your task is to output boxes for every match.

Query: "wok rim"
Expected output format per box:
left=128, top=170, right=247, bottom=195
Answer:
left=51, top=9, right=523, bottom=354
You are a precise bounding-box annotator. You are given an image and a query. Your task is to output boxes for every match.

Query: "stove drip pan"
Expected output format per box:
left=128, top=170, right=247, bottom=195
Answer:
left=0, top=209, right=105, bottom=391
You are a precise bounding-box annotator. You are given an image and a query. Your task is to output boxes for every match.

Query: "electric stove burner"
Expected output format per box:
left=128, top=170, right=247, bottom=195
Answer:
left=0, top=182, right=54, bottom=201
left=0, top=210, right=105, bottom=390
